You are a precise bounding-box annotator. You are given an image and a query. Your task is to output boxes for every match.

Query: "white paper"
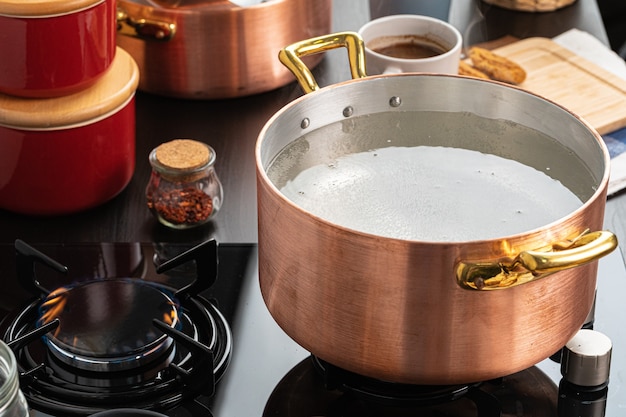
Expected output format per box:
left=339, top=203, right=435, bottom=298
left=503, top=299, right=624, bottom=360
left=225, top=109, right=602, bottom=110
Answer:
left=553, top=28, right=626, bottom=79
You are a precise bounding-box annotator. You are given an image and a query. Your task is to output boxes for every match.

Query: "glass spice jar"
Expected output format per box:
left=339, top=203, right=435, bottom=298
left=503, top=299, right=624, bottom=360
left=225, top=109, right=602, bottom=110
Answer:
left=146, top=139, right=223, bottom=229
left=0, top=341, right=29, bottom=417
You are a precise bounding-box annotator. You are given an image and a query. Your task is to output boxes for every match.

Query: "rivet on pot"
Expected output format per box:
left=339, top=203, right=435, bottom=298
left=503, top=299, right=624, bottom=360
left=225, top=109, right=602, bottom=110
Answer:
left=300, top=118, right=310, bottom=129
left=342, top=106, right=354, bottom=117
left=389, top=96, right=402, bottom=107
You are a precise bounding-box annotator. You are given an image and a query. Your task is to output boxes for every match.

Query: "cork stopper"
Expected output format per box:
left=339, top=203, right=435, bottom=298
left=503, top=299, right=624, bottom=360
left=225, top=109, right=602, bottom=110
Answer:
left=155, top=139, right=210, bottom=171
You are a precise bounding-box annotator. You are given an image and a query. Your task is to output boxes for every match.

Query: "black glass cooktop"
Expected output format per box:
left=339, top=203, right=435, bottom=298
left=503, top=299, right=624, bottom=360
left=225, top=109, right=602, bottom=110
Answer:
left=0, top=242, right=624, bottom=417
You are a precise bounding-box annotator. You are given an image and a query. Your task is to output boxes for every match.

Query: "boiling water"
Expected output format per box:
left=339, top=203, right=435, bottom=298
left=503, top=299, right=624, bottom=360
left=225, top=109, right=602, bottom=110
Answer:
left=266, top=111, right=597, bottom=242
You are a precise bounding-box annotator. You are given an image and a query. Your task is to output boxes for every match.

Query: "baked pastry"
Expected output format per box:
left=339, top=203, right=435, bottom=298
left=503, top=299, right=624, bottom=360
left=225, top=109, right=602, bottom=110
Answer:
left=458, top=60, right=490, bottom=80
left=468, top=47, right=527, bottom=84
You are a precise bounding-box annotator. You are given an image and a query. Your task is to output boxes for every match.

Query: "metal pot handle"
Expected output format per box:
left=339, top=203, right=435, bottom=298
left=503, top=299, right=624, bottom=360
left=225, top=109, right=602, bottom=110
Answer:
left=456, top=230, right=618, bottom=290
left=117, top=7, right=176, bottom=41
left=279, top=31, right=367, bottom=94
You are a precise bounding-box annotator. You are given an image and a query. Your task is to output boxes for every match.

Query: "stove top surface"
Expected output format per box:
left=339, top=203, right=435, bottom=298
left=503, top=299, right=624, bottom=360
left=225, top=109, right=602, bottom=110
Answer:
left=0, top=242, right=624, bottom=416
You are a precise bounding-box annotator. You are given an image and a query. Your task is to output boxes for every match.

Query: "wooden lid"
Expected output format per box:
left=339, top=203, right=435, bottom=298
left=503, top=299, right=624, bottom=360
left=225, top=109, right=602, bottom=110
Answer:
left=0, top=0, right=104, bottom=17
left=0, top=47, right=139, bottom=130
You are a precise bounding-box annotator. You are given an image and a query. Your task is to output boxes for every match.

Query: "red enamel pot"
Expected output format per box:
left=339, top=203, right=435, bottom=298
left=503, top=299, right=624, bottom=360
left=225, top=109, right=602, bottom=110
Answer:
left=0, top=0, right=116, bottom=98
left=0, top=48, right=139, bottom=215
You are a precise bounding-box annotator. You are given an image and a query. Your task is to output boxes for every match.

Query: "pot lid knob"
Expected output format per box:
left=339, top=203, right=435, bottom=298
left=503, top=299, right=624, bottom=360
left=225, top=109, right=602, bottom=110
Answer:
left=560, top=329, right=612, bottom=387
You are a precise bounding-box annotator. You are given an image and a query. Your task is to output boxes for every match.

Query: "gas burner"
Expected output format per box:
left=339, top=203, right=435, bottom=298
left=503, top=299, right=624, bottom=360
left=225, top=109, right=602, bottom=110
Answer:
left=39, top=278, right=181, bottom=372
left=2, top=239, right=231, bottom=416
left=264, top=356, right=558, bottom=417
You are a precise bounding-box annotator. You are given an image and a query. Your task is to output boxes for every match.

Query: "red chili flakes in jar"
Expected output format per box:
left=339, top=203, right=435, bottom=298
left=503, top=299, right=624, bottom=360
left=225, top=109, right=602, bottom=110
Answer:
left=146, top=139, right=223, bottom=229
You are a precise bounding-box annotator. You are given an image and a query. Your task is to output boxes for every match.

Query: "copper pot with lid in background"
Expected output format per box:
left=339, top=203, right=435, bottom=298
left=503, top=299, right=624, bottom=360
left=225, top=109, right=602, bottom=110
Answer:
left=255, top=32, right=617, bottom=385
left=116, top=0, right=332, bottom=99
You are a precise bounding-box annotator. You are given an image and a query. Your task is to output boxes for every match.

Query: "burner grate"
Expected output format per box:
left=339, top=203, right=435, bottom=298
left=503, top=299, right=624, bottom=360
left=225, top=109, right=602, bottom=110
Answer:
left=311, top=356, right=500, bottom=415
left=263, top=356, right=558, bottom=417
left=2, top=239, right=231, bottom=416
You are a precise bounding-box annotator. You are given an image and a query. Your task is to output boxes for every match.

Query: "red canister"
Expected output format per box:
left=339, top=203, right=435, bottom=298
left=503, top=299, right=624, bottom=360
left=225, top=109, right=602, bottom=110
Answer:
left=0, top=0, right=116, bottom=98
left=0, top=47, right=139, bottom=215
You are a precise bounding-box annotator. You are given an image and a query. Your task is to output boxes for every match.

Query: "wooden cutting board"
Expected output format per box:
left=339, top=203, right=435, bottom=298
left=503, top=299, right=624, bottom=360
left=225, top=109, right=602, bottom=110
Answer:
left=488, top=37, right=626, bottom=135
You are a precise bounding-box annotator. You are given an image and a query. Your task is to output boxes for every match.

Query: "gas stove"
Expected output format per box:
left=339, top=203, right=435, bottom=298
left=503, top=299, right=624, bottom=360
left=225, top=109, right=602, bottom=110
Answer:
left=0, top=241, right=623, bottom=416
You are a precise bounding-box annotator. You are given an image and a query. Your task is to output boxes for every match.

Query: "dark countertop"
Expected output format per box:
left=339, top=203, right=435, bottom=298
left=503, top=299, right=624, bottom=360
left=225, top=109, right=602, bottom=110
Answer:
left=3, top=0, right=625, bottom=258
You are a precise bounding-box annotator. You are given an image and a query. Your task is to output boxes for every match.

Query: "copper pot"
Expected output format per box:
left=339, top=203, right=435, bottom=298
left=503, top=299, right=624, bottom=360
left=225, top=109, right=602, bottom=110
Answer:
left=116, top=0, right=332, bottom=99
left=255, top=33, right=618, bottom=385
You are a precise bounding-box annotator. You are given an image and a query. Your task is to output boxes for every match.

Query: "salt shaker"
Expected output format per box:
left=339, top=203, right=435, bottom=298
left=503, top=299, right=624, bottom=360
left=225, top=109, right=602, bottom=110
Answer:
left=146, top=139, right=223, bottom=229
left=0, top=341, right=29, bottom=417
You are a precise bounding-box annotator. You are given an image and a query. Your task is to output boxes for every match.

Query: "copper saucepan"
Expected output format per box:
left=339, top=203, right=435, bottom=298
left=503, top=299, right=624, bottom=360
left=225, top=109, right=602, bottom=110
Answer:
left=116, top=0, right=332, bottom=99
left=255, top=32, right=617, bottom=385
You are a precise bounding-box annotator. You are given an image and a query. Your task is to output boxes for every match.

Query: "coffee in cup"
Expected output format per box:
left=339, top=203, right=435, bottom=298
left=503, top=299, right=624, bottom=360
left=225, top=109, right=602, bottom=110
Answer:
left=368, top=34, right=449, bottom=59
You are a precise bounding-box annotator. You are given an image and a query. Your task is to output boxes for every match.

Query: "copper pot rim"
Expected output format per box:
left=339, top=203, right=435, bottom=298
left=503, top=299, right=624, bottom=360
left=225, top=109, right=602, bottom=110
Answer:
left=256, top=72, right=611, bottom=246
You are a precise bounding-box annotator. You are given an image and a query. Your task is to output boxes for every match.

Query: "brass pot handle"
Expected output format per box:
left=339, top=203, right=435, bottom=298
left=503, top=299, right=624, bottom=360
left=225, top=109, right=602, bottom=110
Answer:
left=456, top=230, right=618, bottom=290
left=279, top=31, right=368, bottom=94
left=117, top=7, right=176, bottom=41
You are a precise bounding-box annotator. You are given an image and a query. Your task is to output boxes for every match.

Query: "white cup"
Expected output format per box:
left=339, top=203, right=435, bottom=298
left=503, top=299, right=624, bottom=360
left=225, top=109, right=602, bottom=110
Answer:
left=358, top=14, right=462, bottom=75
